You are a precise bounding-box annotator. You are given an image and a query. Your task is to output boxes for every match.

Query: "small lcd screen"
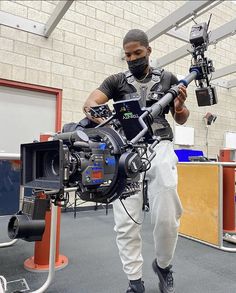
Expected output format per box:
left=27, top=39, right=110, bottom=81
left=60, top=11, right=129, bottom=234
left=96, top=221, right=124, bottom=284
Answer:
left=92, top=170, right=103, bottom=179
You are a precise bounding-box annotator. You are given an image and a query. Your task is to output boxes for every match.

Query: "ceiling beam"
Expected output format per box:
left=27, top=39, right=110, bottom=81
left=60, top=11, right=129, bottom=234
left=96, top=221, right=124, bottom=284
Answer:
left=0, top=11, right=45, bottom=36
left=156, top=43, right=191, bottom=68
left=146, top=0, right=214, bottom=42
left=161, top=1, right=223, bottom=44
left=44, top=0, right=74, bottom=38
left=212, top=64, right=236, bottom=80
left=166, top=28, right=189, bottom=43
left=170, top=0, right=224, bottom=30
left=209, top=18, right=236, bottom=44
left=227, top=79, right=236, bottom=89
left=0, top=0, right=74, bottom=37
left=156, top=18, right=236, bottom=68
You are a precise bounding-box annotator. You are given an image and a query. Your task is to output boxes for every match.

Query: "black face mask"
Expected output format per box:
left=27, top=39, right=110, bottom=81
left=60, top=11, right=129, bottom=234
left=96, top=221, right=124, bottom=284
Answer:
left=127, top=56, right=149, bottom=79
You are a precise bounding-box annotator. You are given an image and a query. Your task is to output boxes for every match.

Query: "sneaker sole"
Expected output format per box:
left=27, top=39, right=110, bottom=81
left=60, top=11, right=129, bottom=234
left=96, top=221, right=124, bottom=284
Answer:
left=159, top=280, right=174, bottom=293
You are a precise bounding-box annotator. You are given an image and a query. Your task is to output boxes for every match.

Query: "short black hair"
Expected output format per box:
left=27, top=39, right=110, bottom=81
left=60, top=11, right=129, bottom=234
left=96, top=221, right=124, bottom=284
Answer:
left=123, top=29, right=149, bottom=48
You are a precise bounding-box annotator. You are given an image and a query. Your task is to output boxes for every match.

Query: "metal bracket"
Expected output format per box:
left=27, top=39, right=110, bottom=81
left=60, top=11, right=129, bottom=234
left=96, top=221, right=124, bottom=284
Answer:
left=0, top=0, right=74, bottom=38
left=44, top=0, right=74, bottom=38
left=0, top=11, right=45, bottom=36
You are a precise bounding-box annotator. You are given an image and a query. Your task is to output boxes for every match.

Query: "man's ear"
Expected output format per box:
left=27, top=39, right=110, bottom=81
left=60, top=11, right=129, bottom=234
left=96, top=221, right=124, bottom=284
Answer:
left=147, top=46, right=152, bottom=56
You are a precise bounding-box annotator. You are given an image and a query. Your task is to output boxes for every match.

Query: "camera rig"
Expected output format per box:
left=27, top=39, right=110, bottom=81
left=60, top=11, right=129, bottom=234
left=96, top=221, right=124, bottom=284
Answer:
left=189, top=19, right=217, bottom=106
left=8, top=21, right=217, bottom=241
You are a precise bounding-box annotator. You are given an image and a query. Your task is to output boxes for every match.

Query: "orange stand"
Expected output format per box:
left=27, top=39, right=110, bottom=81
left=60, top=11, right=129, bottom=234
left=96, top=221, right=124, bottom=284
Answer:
left=24, top=134, right=68, bottom=272
left=219, top=149, right=236, bottom=234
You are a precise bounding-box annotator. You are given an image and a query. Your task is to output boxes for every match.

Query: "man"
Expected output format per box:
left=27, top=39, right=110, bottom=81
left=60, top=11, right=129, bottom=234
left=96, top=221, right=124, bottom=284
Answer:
left=83, top=29, right=189, bottom=293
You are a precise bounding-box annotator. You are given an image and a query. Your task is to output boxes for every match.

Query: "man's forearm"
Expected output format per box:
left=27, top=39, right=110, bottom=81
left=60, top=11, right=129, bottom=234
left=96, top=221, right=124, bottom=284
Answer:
left=83, top=90, right=109, bottom=124
left=83, top=100, right=99, bottom=115
left=174, top=106, right=190, bottom=125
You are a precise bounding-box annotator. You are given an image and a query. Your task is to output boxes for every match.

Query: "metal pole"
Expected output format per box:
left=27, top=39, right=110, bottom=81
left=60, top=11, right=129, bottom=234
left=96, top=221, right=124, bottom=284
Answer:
left=0, top=239, right=18, bottom=248
left=206, top=125, right=209, bottom=158
left=31, top=203, right=57, bottom=293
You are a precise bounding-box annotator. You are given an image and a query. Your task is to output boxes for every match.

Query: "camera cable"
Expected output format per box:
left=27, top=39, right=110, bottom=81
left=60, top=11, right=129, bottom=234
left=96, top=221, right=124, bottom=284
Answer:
left=119, top=198, right=146, bottom=225
left=119, top=169, right=149, bottom=225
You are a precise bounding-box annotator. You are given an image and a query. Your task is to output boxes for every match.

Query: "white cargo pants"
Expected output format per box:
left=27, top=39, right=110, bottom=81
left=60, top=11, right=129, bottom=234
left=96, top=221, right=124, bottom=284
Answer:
left=113, top=140, right=183, bottom=280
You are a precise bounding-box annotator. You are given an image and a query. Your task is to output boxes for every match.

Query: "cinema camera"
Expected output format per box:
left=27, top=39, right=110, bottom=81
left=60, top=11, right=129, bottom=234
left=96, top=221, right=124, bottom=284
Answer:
left=8, top=21, right=217, bottom=241
left=189, top=20, right=217, bottom=106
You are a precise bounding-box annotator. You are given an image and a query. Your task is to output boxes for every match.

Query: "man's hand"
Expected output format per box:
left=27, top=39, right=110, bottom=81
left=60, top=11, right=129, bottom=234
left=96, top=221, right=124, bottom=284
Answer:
left=83, top=89, right=109, bottom=124
left=174, top=85, right=187, bottom=111
left=171, top=85, right=189, bottom=125
left=83, top=106, right=105, bottom=124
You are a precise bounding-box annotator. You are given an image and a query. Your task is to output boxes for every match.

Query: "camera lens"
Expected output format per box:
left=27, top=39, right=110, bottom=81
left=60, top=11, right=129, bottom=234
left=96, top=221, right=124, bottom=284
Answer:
left=51, top=155, right=59, bottom=176
left=8, top=216, right=19, bottom=239
left=43, top=151, right=59, bottom=178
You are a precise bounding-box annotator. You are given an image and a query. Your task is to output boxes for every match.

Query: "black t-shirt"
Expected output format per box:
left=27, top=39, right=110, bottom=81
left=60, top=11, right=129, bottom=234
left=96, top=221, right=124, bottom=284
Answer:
left=98, top=69, right=178, bottom=105
left=97, top=68, right=179, bottom=140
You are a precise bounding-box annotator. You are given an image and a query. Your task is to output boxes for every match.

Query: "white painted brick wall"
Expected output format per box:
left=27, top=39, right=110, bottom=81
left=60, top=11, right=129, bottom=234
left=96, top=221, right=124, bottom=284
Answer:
left=0, top=49, right=26, bottom=67
left=0, top=0, right=235, bottom=158
left=1, top=1, right=28, bottom=17
left=64, top=31, right=85, bottom=47
left=38, top=71, right=51, bottom=87
left=74, top=46, right=95, bottom=61
left=51, top=74, right=63, bottom=88
left=40, top=48, right=63, bottom=63
left=85, top=38, right=104, bottom=53
left=75, top=2, right=96, bottom=18
left=14, top=41, right=40, bottom=58
left=1, top=26, right=27, bottom=42
left=28, top=34, right=53, bottom=49
left=26, top=68, right=38, bottom=84
left=52, top=62, right=73, bottom=77
left=41, top=1, right=56, bottom=14
left=65, top=10, right=86, bottom=25
left=52, top=39, right=74, bottom=55
left=106, top=3, right=123, bottom=19
left=87, top=1, right=107, bottom=12
left=96, top=10, right=115, bottom=25
left=57, top=19, right=75, bottom=33
left=0, top=37, right=14, bottom=51
left=64, top=55, right=85, bottom=69
left=0, top=63, right=12, bottom=79
left=12, top=65, right=25, bottom=82
left=27, top=8, right=50, bottom=23
left=27, top=57, right=51, bottom=72
left=86, top=17, right=105, bottom=32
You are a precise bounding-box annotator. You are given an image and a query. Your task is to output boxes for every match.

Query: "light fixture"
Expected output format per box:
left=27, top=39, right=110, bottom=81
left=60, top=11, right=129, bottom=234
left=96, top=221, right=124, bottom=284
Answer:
left=204, top=112, right=217, bottom=125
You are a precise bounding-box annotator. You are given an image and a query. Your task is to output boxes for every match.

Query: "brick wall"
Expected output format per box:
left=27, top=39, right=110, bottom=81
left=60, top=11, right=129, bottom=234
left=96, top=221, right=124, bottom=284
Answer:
left=0, top=0, right=236, bottom=158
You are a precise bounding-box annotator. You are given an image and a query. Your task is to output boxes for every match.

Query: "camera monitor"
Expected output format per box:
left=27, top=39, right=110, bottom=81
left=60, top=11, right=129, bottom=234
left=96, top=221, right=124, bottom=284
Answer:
left=113, top=98, right=152, bottom=142
left=21, top=140, right=65, bottom=191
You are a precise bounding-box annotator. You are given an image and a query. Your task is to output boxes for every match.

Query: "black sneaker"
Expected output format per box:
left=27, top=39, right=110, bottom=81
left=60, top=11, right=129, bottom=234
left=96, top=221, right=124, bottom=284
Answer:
left=152, top=259, right=175, bottom=293
left=126, top=279, right=145, bottom=293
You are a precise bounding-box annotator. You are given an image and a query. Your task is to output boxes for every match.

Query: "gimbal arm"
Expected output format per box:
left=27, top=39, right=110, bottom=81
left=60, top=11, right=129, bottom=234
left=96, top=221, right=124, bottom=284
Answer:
left=130, top=69, right=200, bottom=145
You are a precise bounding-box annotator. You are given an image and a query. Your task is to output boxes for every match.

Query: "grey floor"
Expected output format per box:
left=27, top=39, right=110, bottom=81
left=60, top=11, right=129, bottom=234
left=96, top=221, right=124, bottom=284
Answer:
left=1, top=209, right=236, bottom=293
